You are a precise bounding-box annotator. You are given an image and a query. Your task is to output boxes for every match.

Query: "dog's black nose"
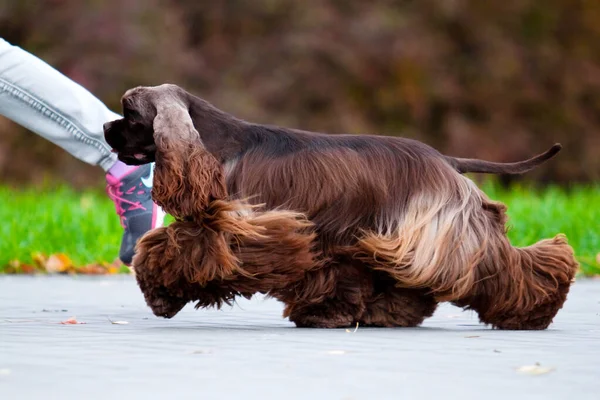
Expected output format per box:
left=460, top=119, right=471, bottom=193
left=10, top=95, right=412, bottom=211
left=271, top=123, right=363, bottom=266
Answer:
left=103, top=122, right=111, bottom=132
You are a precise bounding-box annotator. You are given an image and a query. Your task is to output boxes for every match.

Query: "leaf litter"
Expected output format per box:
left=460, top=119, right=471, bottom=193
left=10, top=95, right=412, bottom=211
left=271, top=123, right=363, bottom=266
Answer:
left=4, top=252, right=125, bottom=275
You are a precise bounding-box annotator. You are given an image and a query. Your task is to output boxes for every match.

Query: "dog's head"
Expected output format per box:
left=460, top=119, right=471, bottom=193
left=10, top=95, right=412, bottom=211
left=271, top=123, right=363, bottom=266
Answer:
left=104, top=84, right=189, bottom=165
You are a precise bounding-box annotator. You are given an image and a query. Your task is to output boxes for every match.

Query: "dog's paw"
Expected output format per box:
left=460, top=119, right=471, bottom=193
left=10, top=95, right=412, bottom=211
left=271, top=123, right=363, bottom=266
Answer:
left=288, top=303, right=357, bottom=329
left=145, top=286, right=188, bottom=319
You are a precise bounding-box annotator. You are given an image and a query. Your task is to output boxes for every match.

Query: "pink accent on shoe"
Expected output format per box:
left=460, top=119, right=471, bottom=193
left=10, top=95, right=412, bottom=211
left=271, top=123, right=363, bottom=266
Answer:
left=152, top=203, right=158, bottom=228
left=107, top=160, right=138, bottom=180
left=127, top=202, right=146, bottom=211
left=106, top=174, right=147, bottom=227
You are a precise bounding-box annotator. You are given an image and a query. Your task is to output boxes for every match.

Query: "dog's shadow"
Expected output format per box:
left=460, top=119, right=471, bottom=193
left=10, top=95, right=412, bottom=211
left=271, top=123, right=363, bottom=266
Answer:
left=145, top=313, right=571, bottom=333
left=142, top=300, right=567, bottom=333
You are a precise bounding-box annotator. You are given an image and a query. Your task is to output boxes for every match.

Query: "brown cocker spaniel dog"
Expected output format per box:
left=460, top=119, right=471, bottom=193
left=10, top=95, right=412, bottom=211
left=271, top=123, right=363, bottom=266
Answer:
left=104, top=84, right=578, bottom=330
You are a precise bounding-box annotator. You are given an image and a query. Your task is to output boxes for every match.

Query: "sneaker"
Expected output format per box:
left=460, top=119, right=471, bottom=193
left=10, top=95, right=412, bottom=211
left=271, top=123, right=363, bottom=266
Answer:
left=105, top=163, right=166, bottom=265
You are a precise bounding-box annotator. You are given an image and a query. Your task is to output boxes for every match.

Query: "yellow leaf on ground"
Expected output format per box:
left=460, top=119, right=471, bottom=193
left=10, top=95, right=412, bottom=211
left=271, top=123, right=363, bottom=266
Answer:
left=107, top=266, right=119, bottom=275
left=45, top=254, right=73, bottom=274
left=5, top=260, right=20, bottom=273
left=516, top=363, right=554, bottom=375
left=31, top=252, right=47, bottom=268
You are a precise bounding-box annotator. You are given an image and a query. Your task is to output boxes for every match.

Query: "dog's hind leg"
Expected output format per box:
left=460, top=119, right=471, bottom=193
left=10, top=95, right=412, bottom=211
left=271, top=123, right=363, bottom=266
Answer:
left=287, top=299, right=358, bottom=328
left=283, top=261, right=370, bottom=329
left=360, top=272, right=437, bottom=327
left=352, top=168, right=578, bottom=330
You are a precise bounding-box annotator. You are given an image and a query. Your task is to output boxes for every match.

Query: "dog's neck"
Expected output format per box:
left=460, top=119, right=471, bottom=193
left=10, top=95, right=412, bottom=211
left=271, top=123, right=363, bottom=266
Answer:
left=185, top=90, right=321, bottom=164
left=185, top=92, right=270, bottom=162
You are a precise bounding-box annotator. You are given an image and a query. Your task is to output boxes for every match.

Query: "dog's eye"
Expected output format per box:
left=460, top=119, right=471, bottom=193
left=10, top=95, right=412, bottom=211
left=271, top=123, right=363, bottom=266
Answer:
left=124, top=108, right=140, bottom=119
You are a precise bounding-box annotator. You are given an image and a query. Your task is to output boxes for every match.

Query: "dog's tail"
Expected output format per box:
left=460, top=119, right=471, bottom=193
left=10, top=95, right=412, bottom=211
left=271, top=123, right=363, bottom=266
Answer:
left=445, top=143, right=562, bottom=175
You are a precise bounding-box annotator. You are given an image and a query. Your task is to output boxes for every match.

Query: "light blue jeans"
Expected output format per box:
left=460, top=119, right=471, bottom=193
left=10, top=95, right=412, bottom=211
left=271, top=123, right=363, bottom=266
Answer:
left=0, top=37, right=120, bottom=172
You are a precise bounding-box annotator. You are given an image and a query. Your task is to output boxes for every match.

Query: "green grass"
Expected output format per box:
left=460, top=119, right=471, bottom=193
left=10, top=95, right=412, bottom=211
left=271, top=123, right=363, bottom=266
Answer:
left=0, top=185, right=126, bottom=270
left=0, top=181, right=598, bottom=275
left=478, top=180, right=600, bottom=275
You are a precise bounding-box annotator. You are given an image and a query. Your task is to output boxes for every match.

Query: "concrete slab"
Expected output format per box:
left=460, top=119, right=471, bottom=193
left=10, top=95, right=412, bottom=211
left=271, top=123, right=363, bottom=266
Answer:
left=0, top=276, right=598, bottom=400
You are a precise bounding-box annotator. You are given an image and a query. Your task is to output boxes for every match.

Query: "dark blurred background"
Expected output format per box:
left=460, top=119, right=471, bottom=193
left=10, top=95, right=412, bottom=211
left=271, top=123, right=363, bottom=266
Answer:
left=1, top=0, right=599, bottom=188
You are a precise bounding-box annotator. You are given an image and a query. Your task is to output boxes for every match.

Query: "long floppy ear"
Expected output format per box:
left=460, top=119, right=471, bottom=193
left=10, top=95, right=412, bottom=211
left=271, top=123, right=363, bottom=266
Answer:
left=150, top=101, right=227, bottom=219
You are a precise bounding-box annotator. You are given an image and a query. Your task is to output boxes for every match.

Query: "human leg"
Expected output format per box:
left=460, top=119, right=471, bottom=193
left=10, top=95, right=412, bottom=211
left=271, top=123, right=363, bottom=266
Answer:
left=0, top=37, right=165, bottom=264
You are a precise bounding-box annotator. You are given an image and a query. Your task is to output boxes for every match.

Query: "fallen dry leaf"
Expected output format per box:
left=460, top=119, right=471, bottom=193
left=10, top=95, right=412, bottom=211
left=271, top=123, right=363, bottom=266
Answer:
left=4, top=254, right=132, bottom=275
left=107, top=266, right=120, bottom=275
left=31, top=252, right=47, bottom=268
left=60, top=317, right=86, bottom=325
left=3, top=260, right=20, bottom=274
left=45, top=254, right=74, bottom=274
left=19, top=264, right=37, bottom=274
left=107, top=317, right=129, bottom=325
left=516, top=363, right=554, bottom=375
left=78, top=264, right=109, bottom=275
left=4, top=260, right=38, bottom=274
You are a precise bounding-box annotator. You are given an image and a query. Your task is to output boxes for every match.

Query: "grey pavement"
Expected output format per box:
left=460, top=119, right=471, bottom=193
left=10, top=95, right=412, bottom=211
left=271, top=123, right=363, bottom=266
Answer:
left=0, top=276, right=598, bottom=400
